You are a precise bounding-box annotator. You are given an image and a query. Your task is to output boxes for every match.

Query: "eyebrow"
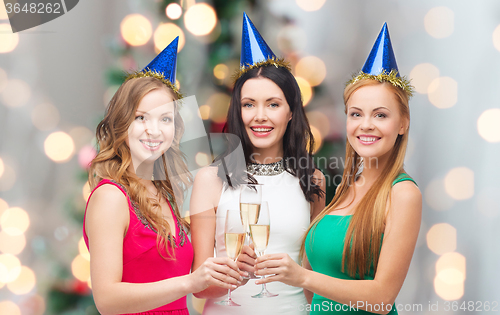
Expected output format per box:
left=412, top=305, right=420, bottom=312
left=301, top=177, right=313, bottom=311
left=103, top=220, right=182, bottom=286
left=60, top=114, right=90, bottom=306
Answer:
left=135, top=110, right=174, bottom=115
left=349, top=106, right=391, bottom=112
left=241, top=97, right=282, bottom=102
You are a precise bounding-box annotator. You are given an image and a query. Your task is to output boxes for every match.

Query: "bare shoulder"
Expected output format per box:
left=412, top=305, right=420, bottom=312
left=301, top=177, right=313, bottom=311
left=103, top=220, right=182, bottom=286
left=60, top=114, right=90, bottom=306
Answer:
left=85, top=183, right=130, bottom=239
left=193, top=165, right=224, bottom=193
left=312, top=168, right=325, bottom=182
left=388, top=180, right=422, bottom=221
left=391, top=180, right=421, bottom=205
left=86, top=183, right=129, bottom=219
left=89, top=183, right=128, bottom=206
left=310, top=169, right=326, bottom=218
left=191, top=165, right=223, bottom=214
left=194, top=165, right=221, bottom=184
left=312, top=168, right=326, bottom=192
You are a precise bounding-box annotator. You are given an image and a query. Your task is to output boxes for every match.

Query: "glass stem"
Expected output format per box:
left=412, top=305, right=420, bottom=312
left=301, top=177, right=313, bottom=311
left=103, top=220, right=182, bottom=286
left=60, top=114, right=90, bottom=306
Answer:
left=228, top=256, right=238, bottom=300
left=258, top=250, right=267, bottom=291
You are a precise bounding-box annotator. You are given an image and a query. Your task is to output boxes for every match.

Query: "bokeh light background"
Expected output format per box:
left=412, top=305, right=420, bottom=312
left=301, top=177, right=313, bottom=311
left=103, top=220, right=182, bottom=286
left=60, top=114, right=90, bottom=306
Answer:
left=0, top=0, right=499, bottom=314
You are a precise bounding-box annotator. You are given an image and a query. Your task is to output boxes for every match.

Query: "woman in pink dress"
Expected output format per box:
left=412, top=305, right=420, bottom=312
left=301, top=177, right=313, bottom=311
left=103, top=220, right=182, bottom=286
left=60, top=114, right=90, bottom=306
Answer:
left=83, top=37, right=243, bottom=315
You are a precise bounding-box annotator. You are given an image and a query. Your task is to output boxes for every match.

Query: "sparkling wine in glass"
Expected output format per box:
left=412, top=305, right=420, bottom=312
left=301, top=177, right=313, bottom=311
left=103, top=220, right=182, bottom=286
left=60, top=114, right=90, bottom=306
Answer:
left=249, top=201, right=278, bottom=298
left=240, top=183, right=262, bottom=279
left=215, top=210, right=246, bottom=306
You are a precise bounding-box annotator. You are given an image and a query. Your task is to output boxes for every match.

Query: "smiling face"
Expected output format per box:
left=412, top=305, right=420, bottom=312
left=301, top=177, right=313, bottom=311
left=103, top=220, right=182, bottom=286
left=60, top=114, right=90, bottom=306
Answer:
left=240, top=77, right=292, bottom=161
left=346, top=83, right=408, bottom=163
left=127, top=88, right=176, bottom=169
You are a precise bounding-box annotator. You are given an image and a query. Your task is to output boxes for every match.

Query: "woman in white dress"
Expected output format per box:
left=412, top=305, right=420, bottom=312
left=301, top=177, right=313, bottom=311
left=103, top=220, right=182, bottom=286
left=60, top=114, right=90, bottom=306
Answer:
left=189, top=12, right=326, bottom=315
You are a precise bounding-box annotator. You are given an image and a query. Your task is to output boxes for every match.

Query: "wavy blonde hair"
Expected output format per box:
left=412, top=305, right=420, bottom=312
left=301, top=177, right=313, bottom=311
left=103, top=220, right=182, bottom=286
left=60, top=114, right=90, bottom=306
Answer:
left=301, top=79, right=410, bottom=279
left=89, top=77, right=192, bottom=258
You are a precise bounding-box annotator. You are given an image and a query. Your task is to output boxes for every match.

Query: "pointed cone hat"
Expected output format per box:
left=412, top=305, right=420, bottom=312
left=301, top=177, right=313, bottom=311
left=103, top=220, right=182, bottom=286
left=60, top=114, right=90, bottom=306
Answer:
left=234, top=12, right=290, bottom=80
left=361, top=23, right=399, bottom=77
left=348, top=23, right=413, bottom=97
left=240, top=12, right=276, bottom=67
left=125, top=37, right=181, bottom=98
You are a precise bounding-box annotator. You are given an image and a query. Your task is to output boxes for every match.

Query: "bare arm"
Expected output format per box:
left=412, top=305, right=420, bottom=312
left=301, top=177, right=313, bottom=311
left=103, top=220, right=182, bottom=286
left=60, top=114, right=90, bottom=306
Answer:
left=256, top=181, right=422, bottom=314
left=302, top=254, right=314, bottom=304
left=86, top=184, right=241, bottom=315
left=190, top=167, right=246, bottom=299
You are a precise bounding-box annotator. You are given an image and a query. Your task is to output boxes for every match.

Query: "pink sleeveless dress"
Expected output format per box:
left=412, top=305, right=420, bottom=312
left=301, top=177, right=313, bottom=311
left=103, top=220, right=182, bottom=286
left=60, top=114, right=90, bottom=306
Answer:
left=83, top=179, right=193, bottom=315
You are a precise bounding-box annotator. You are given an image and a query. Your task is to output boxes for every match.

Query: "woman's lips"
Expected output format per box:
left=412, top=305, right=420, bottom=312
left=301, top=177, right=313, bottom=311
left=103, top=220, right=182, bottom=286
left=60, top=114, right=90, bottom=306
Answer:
left=357, top=135, right=381, bottom=145
left=140, top=140, right=163, bottom=151
left=250, top=126, right=274, bottom=138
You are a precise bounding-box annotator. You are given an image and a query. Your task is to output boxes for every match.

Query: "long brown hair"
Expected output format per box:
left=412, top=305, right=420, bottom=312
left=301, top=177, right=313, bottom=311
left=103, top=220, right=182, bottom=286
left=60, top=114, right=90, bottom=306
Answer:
left=89, top=77, right=192, bottom=258
left=219, top=65, right=324, bottom=201
left=301, top=79, right=410, bottom=278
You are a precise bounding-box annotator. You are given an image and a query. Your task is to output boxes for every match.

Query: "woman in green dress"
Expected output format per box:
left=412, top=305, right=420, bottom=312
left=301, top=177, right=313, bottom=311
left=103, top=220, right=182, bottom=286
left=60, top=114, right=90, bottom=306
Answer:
left=253, top=23, right=422, bottom=314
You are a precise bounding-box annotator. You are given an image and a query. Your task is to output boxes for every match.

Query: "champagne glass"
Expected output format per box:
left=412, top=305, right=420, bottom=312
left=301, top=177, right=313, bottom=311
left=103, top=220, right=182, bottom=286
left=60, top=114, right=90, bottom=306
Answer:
left=249, top=201, right=278, bottom=298
left=215, top=210, right=246, bottom=306
left=240, top=184, right=262, bottom=279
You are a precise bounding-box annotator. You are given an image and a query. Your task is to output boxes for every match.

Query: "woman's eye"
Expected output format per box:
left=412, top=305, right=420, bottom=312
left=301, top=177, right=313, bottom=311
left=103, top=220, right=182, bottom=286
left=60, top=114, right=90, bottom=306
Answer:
left=350, top=112, right=360, bottom=117
left=376, top=113, right=387, bottom=118
left=269, top=103, right=279, bottom=108
left=242, top=103, right=253, bottom=108
left=162, top=117, right=172, bottom=122
left=135, top=115, right=145, bottom=121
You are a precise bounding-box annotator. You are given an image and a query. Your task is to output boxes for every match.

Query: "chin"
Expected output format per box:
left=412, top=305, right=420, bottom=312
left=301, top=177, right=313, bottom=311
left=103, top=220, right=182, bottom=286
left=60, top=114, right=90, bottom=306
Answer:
left=252, top=142, right=278, bottom=152
left=249, top=138, right=272, bottom=149
left=357, top=148, right=394, bottom=162
left=359, top=150, right=383, bottom=158
left=144, top=153, right=162, bottom=162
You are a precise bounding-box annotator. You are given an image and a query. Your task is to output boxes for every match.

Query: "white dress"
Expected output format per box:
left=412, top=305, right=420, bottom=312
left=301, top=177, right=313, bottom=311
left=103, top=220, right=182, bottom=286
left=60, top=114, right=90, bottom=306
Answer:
left=202, top=167, right=311, bottom=315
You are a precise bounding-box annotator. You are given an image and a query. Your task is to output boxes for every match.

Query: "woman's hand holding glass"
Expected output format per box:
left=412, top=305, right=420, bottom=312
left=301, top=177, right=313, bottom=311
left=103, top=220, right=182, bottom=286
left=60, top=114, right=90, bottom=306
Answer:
left=254, top=252, right=307, bottom=288
left=187, top=256, right=243, bottom=293
left=235, top=244, right=257, bottom=277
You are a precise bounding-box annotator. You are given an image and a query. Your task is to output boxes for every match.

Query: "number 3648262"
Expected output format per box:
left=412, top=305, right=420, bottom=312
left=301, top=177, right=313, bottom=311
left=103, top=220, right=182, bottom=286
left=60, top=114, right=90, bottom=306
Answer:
left=5, top=2, right=62, bottom=14
left=444, top=301, right=498, bottom=312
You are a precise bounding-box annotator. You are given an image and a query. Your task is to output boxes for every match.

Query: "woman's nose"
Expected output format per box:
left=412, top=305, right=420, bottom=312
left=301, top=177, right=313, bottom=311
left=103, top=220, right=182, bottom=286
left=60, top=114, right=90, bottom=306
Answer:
left=254, top=105, right=267, bottom=122
left=360, top=117, right=374, bottom=130
left=144, top=120, right=160, bottom=136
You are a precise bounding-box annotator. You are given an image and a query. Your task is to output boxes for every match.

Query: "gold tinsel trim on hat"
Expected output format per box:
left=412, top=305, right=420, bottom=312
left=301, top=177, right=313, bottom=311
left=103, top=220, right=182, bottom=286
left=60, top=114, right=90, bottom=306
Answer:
left=346, top=69, right=414, bottom=98
left=233, top=57, right=291, bottom=82
left=125, top=70, right=183, bottom=100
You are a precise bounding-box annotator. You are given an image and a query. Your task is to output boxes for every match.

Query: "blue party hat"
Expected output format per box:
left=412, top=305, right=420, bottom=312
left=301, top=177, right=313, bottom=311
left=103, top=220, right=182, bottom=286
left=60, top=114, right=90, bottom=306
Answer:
left=348, top=23, right=413, bottom=97
left=361, top=23, right=399, bottom=77
left=125, top=37, right=181, bottom=98
left=235, top=12, right=290, bottom=80
left=240, top=12, right=276, bottom=67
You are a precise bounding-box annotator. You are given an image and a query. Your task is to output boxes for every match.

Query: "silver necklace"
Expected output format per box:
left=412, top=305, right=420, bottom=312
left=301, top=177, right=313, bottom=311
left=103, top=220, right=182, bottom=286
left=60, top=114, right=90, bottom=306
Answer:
left=247, top=159, right=286, bottom=176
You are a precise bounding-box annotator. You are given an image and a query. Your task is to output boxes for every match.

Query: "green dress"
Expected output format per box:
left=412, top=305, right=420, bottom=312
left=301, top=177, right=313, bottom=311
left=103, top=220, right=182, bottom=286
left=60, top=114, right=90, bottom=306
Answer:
left=304, top=173, right=417, bottom=314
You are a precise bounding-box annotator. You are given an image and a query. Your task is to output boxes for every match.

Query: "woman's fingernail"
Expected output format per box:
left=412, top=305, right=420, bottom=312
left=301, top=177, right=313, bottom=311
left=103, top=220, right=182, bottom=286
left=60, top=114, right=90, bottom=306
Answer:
left=232, top=285, right=237, bottom=289
left=237, top=281, right=241, bottom=285
left=239, top=276, right=243, bottom=281
left=244, top=272, right=249, bottom=276
left=255, top=281, right=260, bottom=285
